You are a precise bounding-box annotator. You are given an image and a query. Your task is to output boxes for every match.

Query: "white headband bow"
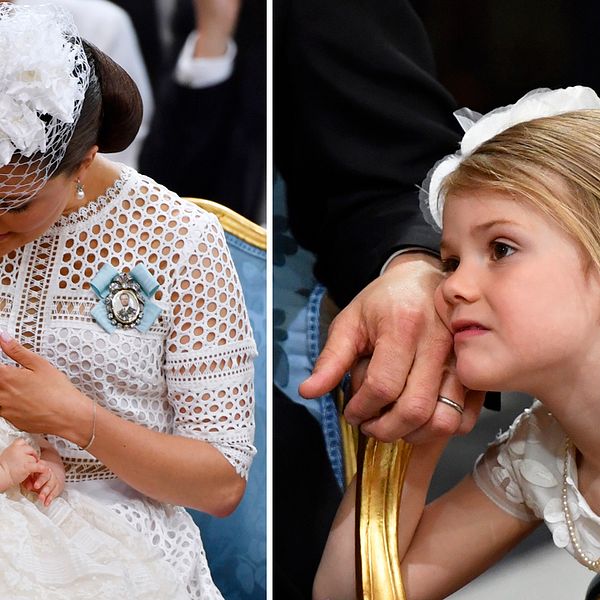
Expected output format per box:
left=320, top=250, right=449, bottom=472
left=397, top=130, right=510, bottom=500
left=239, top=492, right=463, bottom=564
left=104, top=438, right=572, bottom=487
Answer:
left=419, top=86, right=600, bottom=231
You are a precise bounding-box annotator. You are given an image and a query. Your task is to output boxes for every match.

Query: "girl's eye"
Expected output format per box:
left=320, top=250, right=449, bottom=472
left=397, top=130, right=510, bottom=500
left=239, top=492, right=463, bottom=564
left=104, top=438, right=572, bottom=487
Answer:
left=491, top=241, right=516, bottom=261
left=441, top=257, right=459, bottom=273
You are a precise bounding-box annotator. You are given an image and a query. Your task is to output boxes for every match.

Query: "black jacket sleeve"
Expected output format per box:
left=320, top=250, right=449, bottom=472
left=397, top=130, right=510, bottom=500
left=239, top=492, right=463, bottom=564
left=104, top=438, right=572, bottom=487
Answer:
left=275, top=0, right=460, bottom=307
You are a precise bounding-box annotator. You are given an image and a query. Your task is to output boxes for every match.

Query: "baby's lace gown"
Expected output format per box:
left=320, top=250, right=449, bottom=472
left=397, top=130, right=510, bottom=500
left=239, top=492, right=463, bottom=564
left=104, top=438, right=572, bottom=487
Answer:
left=0, top=418, right=187, bottom=599
left=0, top=166, right=257, bottom=599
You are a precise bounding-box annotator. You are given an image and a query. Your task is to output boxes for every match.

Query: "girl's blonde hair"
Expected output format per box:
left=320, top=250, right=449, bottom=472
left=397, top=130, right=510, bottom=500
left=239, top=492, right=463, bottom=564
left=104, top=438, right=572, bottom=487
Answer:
left=441, top=110, right=600, bottom=270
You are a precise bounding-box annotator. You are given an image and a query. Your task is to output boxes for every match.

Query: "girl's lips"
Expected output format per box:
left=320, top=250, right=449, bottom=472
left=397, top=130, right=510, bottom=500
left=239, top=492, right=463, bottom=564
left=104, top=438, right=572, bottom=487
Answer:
left=454, top=326, right=489, bottom=342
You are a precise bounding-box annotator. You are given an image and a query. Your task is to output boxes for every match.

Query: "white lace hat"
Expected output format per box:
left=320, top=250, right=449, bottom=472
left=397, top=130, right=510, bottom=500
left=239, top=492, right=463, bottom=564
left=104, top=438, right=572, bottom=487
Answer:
left=0, top=3, right=91, bottom=212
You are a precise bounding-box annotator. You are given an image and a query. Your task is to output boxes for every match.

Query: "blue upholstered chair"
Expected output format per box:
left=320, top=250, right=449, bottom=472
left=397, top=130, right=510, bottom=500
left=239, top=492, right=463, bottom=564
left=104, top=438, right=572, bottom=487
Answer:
left=185, top=199, right=266, bottom=600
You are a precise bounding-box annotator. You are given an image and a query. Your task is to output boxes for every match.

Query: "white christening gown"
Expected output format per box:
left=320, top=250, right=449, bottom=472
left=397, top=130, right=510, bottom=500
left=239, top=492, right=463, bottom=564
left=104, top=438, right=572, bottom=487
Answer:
left=0, top=418, right=188, bottom=599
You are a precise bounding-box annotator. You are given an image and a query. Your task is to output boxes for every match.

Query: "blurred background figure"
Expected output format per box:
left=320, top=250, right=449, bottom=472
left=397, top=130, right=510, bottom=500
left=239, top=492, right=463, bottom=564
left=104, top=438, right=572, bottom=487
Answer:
left=136, top=0, right=266, bottom=224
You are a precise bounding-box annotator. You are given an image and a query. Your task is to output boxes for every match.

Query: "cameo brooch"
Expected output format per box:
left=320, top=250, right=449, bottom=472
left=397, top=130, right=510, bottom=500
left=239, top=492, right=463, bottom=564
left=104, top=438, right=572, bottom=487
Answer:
left=90, top=264, right=162, bottom=333
left=105, top=272, right=144, bottom=328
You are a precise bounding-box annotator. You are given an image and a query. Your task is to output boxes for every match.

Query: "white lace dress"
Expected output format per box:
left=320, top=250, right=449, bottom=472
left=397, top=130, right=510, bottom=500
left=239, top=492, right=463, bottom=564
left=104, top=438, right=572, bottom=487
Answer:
left=0, top=418, right=187, bottom=599
left=0, top=166, right=257, bottom=599
left=474, top=400, right=600, bottom=569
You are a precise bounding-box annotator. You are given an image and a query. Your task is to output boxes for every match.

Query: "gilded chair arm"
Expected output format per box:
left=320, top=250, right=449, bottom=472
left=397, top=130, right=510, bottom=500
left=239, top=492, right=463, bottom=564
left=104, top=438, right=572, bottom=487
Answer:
left=356, top=436, right=412, bottom=600
left=184, top=197, right=266, bottom=250
left=337, top=389, right=413, bottom=600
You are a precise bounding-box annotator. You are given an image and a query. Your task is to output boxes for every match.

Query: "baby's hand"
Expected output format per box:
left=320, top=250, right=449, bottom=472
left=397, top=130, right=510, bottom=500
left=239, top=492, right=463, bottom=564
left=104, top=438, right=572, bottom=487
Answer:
left=22, top=459, right=65, bottom=506
left=0, top=438, right=44, bottom=488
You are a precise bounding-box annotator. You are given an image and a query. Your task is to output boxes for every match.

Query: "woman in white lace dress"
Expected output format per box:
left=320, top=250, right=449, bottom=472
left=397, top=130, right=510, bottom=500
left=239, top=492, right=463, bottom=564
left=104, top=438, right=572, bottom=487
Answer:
left=315, top=87, right=600, bottom=600
left=0, top=5, right=255, bottom=599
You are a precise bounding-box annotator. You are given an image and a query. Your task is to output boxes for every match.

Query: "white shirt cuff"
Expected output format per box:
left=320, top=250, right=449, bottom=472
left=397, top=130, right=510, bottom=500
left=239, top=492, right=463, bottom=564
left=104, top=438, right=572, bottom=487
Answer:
left=380, top=247, right=440, bottom=275
left=175, top=31, right=237, bottom=89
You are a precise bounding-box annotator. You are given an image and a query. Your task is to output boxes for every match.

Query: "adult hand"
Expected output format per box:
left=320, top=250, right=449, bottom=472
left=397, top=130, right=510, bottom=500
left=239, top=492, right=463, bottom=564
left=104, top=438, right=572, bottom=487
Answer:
left=348, top=354, right=485, bottom=443
left=299, top=253, right=483, bottom=443
left=0, top=333, right=90, bottom=441
left=193, top=0, right=242, bottom=58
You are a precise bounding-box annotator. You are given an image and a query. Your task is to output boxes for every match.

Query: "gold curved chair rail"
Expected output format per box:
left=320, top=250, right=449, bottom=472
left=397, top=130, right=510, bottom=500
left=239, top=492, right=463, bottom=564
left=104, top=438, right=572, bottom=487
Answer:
left=337, top=388, right=358, bottom=486
left=184, top=197, right=267, bottom=250
left=357, top=436, right=412, bottom=600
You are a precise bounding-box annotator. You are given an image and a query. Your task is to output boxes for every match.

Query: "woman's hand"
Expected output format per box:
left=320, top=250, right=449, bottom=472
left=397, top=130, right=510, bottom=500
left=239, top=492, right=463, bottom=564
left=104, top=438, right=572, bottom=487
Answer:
left=0, top=333, right=90, bottom=440
left=0, top=333, right=242, bottom=514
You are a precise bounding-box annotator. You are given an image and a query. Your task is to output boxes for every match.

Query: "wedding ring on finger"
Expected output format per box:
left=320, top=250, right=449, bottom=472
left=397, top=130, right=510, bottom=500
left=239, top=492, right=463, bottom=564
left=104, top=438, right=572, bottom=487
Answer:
left=437, top=395, right=464, bottom=415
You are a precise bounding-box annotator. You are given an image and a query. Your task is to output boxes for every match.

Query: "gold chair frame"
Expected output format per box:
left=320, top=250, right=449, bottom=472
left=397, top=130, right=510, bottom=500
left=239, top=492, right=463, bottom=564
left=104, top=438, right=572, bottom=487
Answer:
left=338, top=390, right=412, bottom=600
left=184, top=198, right=266, bottom=250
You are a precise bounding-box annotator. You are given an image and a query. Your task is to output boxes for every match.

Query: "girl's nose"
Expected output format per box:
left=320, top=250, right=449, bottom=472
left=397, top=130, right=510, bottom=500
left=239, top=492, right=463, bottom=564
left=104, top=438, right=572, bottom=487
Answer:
left=440, top=263, right=481, bottom=305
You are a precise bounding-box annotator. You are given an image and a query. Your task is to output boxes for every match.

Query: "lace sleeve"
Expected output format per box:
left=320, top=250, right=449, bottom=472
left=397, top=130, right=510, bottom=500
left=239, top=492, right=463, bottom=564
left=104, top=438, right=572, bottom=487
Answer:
left=164, top=210, right=257, bottom=479
left=473, top=413, right=538, bottom=522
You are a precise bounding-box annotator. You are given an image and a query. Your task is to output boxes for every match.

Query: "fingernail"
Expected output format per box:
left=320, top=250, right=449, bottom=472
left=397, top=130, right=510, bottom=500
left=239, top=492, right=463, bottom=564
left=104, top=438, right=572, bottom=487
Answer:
left=0, top=330, right=12, bottom=343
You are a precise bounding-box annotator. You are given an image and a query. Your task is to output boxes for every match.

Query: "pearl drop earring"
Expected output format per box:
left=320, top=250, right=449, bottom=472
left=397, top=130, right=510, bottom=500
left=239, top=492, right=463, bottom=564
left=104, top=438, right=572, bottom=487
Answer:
left=75, top=178, right=85, bottom=201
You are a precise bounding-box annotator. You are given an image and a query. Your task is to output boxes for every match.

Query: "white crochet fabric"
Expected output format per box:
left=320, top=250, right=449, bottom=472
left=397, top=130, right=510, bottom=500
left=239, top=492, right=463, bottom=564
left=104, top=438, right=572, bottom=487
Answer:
left=0, top=166, right=257, bottom=599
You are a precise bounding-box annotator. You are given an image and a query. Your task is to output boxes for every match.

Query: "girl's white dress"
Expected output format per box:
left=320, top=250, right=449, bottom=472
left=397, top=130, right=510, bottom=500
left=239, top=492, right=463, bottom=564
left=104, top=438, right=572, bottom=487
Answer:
left=474, top=400, right=600, bottom=568
left=0, top=166, right=257, bottom=599
left=0, top=418, right=187, bottom=599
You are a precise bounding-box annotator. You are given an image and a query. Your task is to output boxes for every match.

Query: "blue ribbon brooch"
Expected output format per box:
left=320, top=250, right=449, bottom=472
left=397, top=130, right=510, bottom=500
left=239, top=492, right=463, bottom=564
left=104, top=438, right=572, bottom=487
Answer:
left=90, top=264, right=162, bottom=333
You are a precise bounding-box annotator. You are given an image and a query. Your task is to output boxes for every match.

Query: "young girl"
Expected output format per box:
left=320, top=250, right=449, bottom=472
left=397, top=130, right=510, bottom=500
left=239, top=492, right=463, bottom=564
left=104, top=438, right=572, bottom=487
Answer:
left=314, top=86, right=600, bottom=600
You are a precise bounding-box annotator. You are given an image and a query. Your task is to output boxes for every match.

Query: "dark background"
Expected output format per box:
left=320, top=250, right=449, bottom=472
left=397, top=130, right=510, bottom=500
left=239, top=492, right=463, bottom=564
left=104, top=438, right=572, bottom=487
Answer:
left=414, top=0, right=600, bottom=112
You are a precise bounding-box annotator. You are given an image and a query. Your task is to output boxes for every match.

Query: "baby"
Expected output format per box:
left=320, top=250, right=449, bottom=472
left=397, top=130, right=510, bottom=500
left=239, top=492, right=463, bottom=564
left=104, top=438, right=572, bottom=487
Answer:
left=0, top=431, right=64, bottom=505
left=0, top=417, right=187, bottom=599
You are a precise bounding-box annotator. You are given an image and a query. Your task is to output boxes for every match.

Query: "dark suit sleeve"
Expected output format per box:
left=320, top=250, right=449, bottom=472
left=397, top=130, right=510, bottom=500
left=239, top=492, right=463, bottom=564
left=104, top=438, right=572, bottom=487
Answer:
left=139, top=76, right=236, bottom=196
left=275, top=0, right=460, bottom=307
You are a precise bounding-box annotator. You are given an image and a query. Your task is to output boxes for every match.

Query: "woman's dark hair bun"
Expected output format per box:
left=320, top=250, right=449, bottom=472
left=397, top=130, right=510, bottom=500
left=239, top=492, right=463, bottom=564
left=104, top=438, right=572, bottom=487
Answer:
left=56, top=40, right=143, bottom=175
left=85, top=41, right=143, bottom=154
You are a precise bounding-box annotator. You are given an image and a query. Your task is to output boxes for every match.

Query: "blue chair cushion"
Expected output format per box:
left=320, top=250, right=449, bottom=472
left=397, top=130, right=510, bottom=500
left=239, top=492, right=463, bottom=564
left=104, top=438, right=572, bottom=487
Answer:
left=189, top=231, right=266, bottom=600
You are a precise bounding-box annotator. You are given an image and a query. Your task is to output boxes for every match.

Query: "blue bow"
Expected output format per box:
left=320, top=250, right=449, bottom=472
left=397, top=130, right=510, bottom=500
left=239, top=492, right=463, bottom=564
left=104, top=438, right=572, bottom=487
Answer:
left=90, top=264, right=162, bottom=334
